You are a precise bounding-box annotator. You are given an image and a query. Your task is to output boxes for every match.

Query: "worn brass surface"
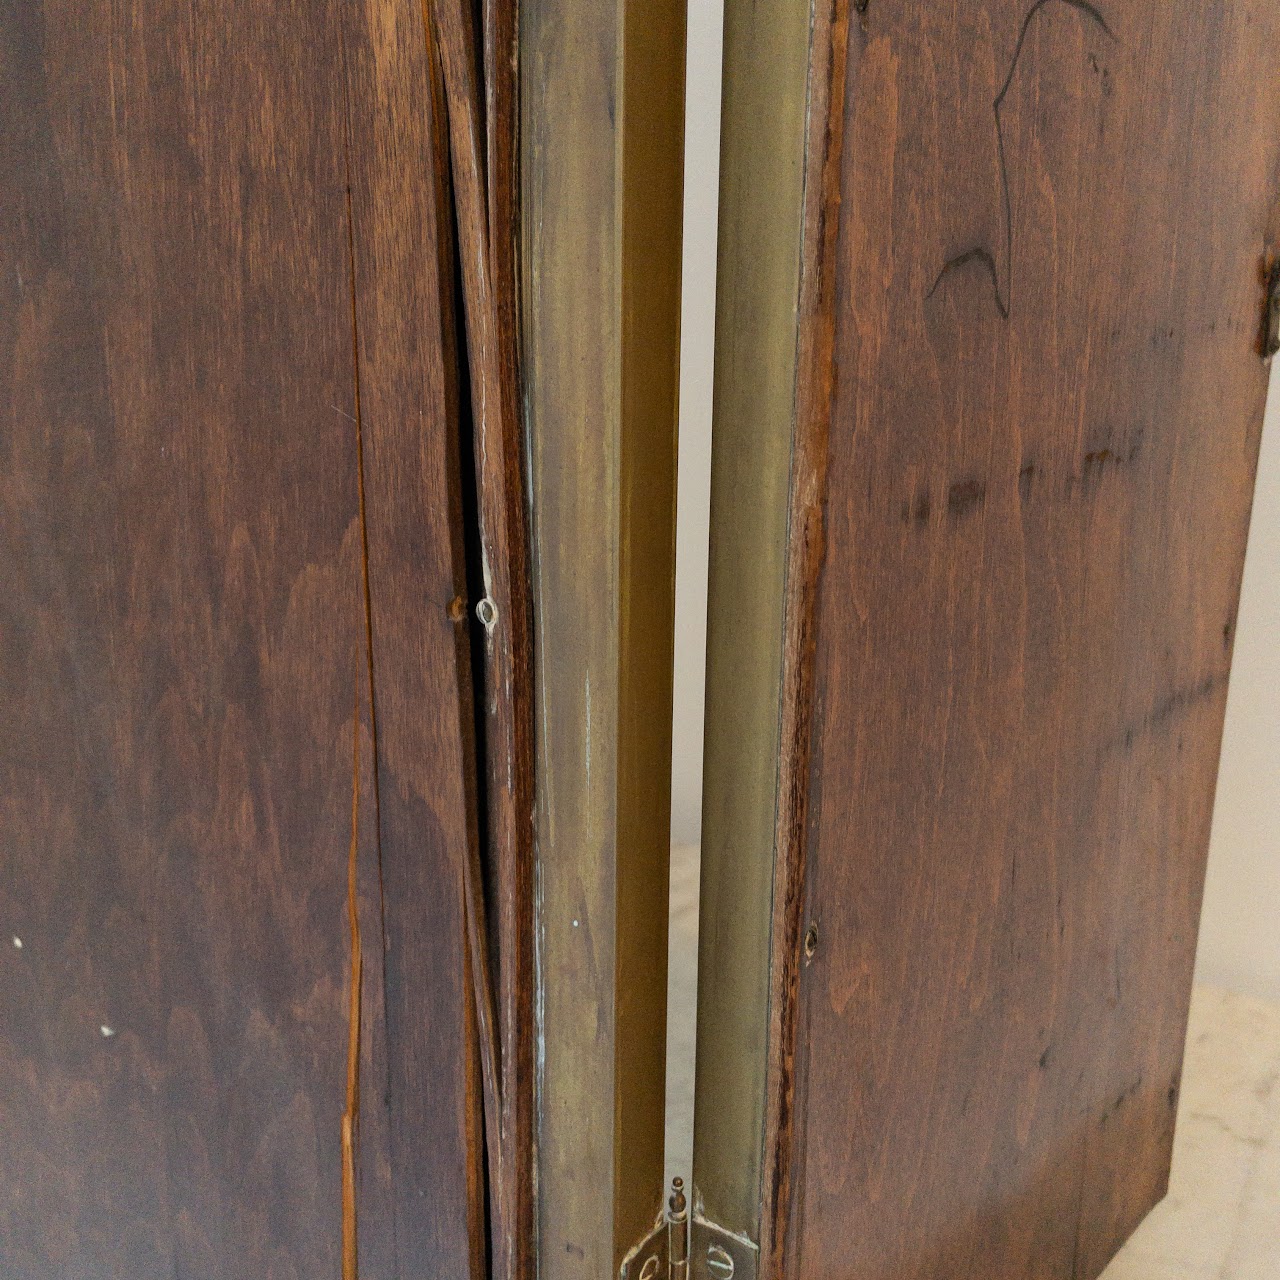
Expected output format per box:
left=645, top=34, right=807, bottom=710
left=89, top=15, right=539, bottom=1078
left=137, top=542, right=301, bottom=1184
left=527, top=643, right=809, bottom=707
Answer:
left=521, top=0, right=685, bottom=1271
left=693, top=0, right=814, bottom=1242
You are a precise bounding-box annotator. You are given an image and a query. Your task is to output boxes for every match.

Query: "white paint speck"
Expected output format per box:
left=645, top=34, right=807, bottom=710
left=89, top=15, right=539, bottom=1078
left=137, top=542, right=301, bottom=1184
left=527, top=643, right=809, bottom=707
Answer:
left=100, top=1025, right=115, bottom=1038
left=12, top=936, right=22, bottom=949
left=572, top=919, right=579, bottom=928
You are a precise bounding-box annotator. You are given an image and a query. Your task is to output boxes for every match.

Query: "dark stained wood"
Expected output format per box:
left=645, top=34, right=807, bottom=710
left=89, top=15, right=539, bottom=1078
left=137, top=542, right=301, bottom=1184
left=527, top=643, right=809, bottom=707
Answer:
left=0, top=1, right=498, bottom=1275
left=761, top=2, right=1280, bottom=1277
left=430, top=0, right=537, bottom=1274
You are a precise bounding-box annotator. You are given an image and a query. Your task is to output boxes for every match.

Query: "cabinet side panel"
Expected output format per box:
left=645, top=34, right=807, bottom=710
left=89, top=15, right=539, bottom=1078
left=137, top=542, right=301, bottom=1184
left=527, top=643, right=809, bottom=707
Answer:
left=781, top=3, right=1280, bottom=1277
left=0, top=1, right=484, bottom=1274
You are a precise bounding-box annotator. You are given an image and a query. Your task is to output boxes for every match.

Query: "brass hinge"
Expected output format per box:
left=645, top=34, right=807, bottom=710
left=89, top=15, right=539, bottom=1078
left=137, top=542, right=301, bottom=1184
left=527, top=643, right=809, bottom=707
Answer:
left=619, top=1180, right=759, bottom=1280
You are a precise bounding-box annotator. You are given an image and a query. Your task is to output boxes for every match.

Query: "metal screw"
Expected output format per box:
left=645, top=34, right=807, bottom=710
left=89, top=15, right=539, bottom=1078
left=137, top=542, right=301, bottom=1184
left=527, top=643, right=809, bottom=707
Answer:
left=706, top=1244, right=735, bottom=1279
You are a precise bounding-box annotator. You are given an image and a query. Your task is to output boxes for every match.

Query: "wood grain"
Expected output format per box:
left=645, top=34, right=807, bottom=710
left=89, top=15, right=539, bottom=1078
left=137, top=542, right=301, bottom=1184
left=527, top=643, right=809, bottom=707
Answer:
left=755, top=2, right=1280, bottom=1277
left=0, top=1, right=495, bottom=1274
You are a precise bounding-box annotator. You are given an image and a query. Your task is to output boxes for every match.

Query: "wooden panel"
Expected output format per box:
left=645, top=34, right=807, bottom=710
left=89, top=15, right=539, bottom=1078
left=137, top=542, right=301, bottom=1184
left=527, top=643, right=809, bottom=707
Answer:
left=0, top=1, right=486, bottom=1274
left=521, top=0, right=685, bottom=1270
left=702, top=2, right=1280, bottom=1278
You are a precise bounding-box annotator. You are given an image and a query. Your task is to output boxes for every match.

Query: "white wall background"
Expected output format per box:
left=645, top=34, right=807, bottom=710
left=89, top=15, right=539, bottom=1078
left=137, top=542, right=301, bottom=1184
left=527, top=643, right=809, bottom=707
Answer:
left=1197, top=386, right=1280, bottom=1002
left=669, top=4, right=1280, bottom=1002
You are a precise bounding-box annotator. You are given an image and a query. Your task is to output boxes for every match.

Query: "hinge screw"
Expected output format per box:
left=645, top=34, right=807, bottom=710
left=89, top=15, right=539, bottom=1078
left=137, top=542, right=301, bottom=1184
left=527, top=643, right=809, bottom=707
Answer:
left=706, top=1245, right=735, bottom=1279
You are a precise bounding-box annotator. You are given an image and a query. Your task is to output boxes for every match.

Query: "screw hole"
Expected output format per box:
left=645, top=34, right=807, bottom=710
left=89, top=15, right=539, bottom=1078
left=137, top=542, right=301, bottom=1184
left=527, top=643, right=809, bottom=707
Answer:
left=803, top=922, right=819, bottom=960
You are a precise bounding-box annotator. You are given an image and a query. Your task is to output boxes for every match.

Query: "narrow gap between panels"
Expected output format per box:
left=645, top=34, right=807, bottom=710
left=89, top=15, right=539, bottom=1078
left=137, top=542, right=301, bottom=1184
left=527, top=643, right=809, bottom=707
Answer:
left=450, top=171, right=500, bottom=1024
left=663, top=0, right=726, bottom=1198
left=442, top=91, right=504, bottom=1280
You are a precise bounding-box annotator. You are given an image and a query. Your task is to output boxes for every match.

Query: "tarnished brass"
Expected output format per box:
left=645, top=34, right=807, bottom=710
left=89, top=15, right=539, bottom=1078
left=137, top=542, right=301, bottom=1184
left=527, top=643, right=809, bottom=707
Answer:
left=690, top=1210, right=759, bottom=1280
left=521, top=0, right=686, bottom=1272
left=620, top=1182, right=759, bottom=1280
left=692, top=0, right=814, bottom=1246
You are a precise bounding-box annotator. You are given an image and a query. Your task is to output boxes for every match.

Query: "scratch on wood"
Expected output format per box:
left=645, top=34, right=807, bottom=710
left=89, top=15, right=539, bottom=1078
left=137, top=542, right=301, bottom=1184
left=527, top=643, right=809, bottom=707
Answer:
left=927, top=247, right=1007, bottom=317
left=1101, top=672, right=1226, bottom=761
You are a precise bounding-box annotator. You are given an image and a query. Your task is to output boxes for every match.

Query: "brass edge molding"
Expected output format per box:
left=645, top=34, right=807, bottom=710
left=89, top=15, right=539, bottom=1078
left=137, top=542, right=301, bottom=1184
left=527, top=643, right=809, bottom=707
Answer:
left=615, top=0, right=687, bottom=1263
left=521, top=0, right=685, bottom=1272
left=692, top=0, right=814, bottom=1248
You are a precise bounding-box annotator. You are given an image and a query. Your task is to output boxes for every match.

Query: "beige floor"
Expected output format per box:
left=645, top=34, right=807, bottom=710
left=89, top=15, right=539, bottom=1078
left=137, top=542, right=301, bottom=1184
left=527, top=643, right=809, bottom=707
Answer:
left=663, top=845, right=1280, bottom=1278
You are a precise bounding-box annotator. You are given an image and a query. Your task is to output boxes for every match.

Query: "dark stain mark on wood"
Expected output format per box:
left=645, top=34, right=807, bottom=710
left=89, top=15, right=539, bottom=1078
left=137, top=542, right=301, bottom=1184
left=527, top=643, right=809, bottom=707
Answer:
left=1067, top=426, right=1144, bottom=493
left=901, top=487, right=933, bottom=525
left=1100, top=1075, right=1144, bottom=1125
left=1103, top=673, right=1227, bottom=762
left=1144, top=674, right=1226, bottom=736
left=947, top=477, right=987, bottom=517
left=1261, top=257, right=1280, bottom=356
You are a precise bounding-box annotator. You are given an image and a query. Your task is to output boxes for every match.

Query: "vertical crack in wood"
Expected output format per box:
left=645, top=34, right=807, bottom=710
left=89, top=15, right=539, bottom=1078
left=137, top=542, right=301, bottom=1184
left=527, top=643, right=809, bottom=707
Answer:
left=338, top=59, right=388, bottom=1278
left=991, top=0, right=1114, bottom=318
left=344, top=674, right=364, bottom=1280
left=929, top=0, right=1114, bottom=317
left=425, top=1, right=535, bottom=1277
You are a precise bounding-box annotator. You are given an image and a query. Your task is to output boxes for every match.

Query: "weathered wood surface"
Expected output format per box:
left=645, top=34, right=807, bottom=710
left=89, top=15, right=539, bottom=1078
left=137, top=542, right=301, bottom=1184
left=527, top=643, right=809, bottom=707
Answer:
left=433, top=0, right=537, bottom=1271
left=758, top=2, right=1280, bottom=1277
left=0, top=1, right=501, bottom=1275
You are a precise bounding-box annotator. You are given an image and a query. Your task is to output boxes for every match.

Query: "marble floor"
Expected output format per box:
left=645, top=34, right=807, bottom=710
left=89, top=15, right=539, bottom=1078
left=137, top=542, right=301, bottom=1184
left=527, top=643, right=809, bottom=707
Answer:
left=663, top=845, right=1280, bottom=1279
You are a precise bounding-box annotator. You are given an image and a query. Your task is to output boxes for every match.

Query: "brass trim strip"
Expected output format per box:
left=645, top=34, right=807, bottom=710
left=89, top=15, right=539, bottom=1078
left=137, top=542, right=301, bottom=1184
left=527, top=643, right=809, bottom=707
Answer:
left=521, top=0, right=686, bottom=1271
left=693, top=0, right=814, bottom=1245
